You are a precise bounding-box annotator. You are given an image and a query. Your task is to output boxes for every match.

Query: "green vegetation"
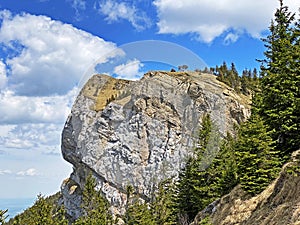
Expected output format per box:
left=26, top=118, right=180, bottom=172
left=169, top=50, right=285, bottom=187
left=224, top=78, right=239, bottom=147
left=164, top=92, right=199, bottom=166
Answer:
left=174, top=2, right=300, bottom=213
left=205, top=62, right=259, bottom=95
left=175, top=114, right=220, bottom=220
left=198, top=216, right=213, bottom=225
left=234, top=113, right=281, bottom=195
left=3, top=1, right=300, bottom=224
left=74, top=173, right=112, bottom=225
left=0, top=210, right=8, bottom=225
left=174, top=115, right=239, bottom=222
left=258, top=0, right=300, bottom=157
left=5, top=192, right=67, bottom=225
left=124, top=179, right=177, bottom=225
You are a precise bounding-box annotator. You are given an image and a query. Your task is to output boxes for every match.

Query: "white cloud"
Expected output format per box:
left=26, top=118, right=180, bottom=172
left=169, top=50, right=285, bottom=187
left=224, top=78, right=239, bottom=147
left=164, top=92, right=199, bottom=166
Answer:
left=0, top=169, right=12, bottom=175
left=0, top=11, right=119, bottom=96
left=17, top=168, right=38, bottom=176
left=0, top=60, right=7, bottom=89
left=68, top=0, right=86, bottom=20
left=0, top=123, right=62, bottom=150
left=113, top=59, right=143, bottom=80
left=97, top=0, right=151, bottom=31
left=0, top=10, right=123, bottom=199
left=153, top=0, right=299, bottom=43
left=224, top=32, right=240, bottom=45
left=0, top=88, right=77, bottom=124
left=70, top=0, right=86, bottom=11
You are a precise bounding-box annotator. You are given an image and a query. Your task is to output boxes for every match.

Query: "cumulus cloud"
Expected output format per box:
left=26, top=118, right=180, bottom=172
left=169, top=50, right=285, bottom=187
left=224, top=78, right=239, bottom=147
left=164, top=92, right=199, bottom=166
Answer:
left=113, top=59, right=143, bottom=80
left=153, top=0, right=299, bottom=43
left=0, top=11, right=118, bottom=96
left=97, top=0, right=151, bottom=31
left=17, top=168, right=38, bottom=176
left=0, top=123, right=62, bottom=150
left=0, top=88, right=77, bottom=124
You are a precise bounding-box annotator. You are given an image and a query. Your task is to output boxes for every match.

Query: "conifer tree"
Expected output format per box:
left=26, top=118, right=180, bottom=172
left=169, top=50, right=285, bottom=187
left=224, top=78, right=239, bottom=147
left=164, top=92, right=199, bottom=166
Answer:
left=5, top=193, right=67, bottom=225
left=16, top=194, right=68, bottom=225
left=259, top=0, right=300, bottom=155
left=234, top=113, right=281, bottom=195
left=212, top=132, right=238, bottom=196
left=175, top=158, right=198, bottom=222
left=151, top=178, right=177, bottom=225
left=175, top=114, right=221, bottom=222
left=75, top=173, right=112, bottom=225
left=241, top=71, right=250, bottom=95
left=125, top=200, right=155, bottom=225
left=124, top=185, right=155, bottom=225
left=28, top=194, right=56, bottom=225
left=124, top=180, right=176, bottom=225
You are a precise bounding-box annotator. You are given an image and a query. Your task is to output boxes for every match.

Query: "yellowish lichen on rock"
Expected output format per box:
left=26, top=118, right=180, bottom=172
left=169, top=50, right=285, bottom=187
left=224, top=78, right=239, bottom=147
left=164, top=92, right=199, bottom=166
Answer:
left=81, top=74, right=130, bottom=111
left=94, top=78, right=119, bottom=111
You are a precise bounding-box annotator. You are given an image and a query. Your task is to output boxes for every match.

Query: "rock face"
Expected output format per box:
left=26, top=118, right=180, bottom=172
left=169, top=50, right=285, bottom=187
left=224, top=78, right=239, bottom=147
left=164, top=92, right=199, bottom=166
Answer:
left=191, top=150, right=300, bottom=225
left=61, top=71, right=250, bottom=220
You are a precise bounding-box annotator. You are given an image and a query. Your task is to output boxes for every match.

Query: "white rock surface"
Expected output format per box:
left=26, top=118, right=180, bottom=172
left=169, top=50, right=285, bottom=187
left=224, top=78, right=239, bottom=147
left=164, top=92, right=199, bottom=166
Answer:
left=61, top=71, right=250, bottom=220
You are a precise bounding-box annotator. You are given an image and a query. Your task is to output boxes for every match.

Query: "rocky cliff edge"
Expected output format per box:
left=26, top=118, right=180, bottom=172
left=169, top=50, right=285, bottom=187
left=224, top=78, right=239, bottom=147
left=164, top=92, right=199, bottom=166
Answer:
left=60, top=71, right=250, bottom=220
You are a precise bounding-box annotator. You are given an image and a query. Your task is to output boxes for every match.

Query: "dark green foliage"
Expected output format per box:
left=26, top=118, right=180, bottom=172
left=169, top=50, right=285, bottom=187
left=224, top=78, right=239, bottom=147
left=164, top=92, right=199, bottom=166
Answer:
left=175, top=114, right=217, bottom=221
left=151, top=179, right=177, bottom=225
left=175, top=114, right=237, bottom=222
left=259, top=0, right=300, bottom=155
left=6, top=193, right=68, bottom=225
left=211, top=133, right=238, bottom=196
left=124, top=179, right=177, bottom=225
left=174, top=3, right=300, bottom=215
left=23, top=194, right=66, bottom=225
left=175, top=158, right=202, bottom=222
left=0, top=209, right=8, bottom=225
left=213, top=61, right=259, bottom=94
left=74, top=173, right=112, bottom=225
left=234, top=113, right=281, bottom=195
left=174, top=107, right=279, bottom=221
left=124, top=200, right=155, bottom=225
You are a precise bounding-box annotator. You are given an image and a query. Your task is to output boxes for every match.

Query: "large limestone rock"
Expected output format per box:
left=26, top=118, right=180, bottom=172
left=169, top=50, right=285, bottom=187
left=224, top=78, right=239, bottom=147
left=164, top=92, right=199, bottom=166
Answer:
left=61, top=71, right=250, bottom=220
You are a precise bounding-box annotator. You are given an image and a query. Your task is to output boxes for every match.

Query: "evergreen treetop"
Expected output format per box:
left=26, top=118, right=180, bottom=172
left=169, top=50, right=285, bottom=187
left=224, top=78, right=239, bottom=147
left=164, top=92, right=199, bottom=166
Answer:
left=259, top=0, right=300, bottom=155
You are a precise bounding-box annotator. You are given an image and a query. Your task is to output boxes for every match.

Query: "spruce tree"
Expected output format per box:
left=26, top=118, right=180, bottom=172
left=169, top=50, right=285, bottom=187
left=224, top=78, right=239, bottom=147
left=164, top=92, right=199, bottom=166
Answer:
left=212, top=132, right=238, bottom=196
left=259, top=0, right=299, bottom=156
left=234, top=113, right=281, bottom=195
left=124, top=186, right=155, bottom=225
left=15, top=194, right=68, bottom=225
left=75, top=173, right=112, bottom=225
left=125, top=200, right=155, bottom=225
left=175, top=158, right=198, bottom=222
left=175, top=114, right=221, bottom=222
left=124, top=180, right=176, bottom=225
left=151, top=179, right=177, bottom=225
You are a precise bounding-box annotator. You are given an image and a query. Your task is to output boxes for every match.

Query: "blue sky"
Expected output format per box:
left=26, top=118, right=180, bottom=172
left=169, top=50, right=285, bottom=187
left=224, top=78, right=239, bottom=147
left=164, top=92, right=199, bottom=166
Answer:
left=0, top=0, right=298, bottom=203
